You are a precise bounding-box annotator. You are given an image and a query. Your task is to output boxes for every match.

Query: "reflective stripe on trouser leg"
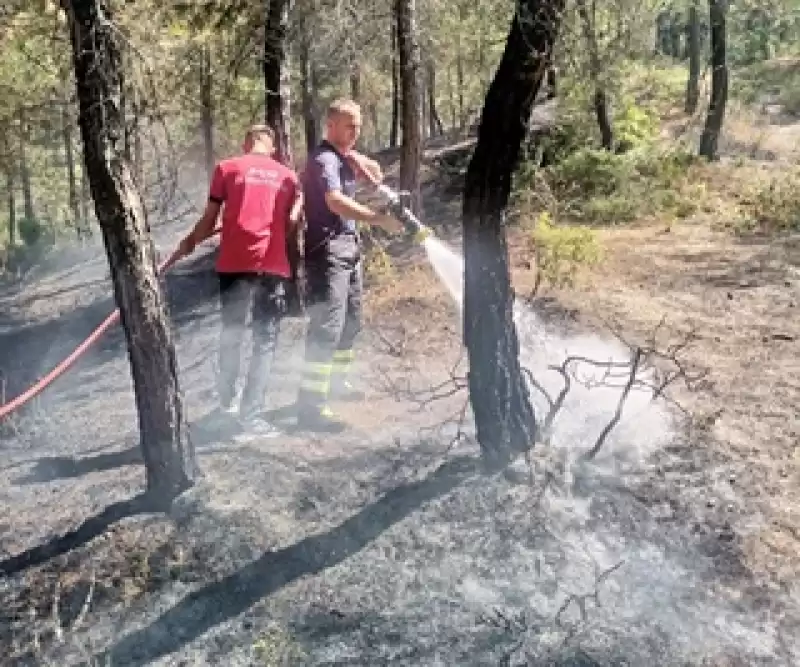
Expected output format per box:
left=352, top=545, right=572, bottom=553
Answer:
left=331, top=348, right=354, bottom=380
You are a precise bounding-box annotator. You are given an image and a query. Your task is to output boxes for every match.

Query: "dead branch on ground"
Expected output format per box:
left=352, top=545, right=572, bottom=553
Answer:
left=524, top=316, right=709, bottom=461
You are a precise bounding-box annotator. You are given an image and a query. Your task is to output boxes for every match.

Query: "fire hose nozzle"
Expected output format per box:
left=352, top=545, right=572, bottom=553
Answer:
left=376, top=185, right=431, bottom=244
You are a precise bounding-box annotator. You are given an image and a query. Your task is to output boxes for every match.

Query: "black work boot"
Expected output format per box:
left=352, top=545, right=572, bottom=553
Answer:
left=296, top=403, right=346, bottom=434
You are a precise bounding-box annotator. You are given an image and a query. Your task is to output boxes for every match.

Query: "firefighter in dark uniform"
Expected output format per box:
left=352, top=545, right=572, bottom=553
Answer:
left=296, top=98, right=400, bottom=431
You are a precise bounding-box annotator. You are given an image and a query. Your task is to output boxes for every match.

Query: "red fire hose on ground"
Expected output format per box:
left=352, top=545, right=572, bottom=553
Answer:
left=0, top=183, right=425, bottom=422
left=0, top=246, right=185, bottom=421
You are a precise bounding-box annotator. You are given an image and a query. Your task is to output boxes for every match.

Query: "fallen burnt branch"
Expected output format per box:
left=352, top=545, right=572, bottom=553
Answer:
left=373, top=351, right=468, bottom=411
left=524, top=317, right=709, bottom=461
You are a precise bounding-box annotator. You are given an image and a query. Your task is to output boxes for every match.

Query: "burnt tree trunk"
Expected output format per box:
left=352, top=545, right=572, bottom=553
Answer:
left=264, top=0, right=292, bottom=165
left=685, top=1, right=701, bottom=113
left=396, top=0, right=423, bottom=214
left=463, top=0, right=565, bottom=468
left=699, top=0, right=728, bottom=160
left=200, top=43, right=215, bottom=181
left=62, top=0, right=197, bottom=503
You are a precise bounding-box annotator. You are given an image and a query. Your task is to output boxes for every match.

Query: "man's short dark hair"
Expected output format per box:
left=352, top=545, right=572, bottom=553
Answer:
left=246, top=124, right=276, bottom=143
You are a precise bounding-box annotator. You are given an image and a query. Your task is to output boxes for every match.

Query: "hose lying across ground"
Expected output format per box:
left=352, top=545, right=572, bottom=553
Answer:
left=0, top=184, right=426, bottom=422
left=0, top=248, right=184, bottom=421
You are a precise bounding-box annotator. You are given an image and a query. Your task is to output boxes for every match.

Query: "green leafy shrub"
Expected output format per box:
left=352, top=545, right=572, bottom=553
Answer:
left=613, top=100, right=659, bottom=149
left=529, top=211, right=604, bottom=292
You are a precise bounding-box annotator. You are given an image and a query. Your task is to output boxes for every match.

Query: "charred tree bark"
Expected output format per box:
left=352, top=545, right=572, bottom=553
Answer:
left=200, top=43, right=214, bottom=181
left=396, top=0, right=422, bottom=213
left=463, top=0, right=565, bottom=468
left=685, top=1, right=701, bottom=114
left=62, top=0, right=197, bottom=503
left=264, top=0, right=293, bottom=165
left=699, top=0, right=728, bottom=160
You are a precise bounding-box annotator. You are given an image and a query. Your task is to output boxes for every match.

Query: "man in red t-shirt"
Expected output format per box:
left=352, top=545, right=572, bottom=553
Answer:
left=177, top=124, right=301, bottom=437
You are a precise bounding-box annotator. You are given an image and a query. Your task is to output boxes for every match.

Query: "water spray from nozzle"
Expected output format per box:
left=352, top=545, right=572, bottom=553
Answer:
left=376, top=184, right=431, bottom=244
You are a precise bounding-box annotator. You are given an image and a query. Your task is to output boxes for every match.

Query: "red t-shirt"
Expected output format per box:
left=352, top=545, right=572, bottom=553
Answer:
left=209, top=153, right=298, bottom=277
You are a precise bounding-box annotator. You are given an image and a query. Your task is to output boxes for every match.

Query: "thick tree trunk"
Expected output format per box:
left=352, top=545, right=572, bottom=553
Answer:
left=462, top=0, right=564, bottom=467
left=699, top=0, right=728, bottom=160
left=264, top=0, right=293, bottom=165
left=63, top=105, right=80, bottom=229
left=62, top=0, right=197, bottom=503
left=685, top=2, right=701, bottom=114
left=390, top=19, right=400, bottom=148
left=200, top=43, right=214, bottom=181
left=396, top=0, right=422, bottom=213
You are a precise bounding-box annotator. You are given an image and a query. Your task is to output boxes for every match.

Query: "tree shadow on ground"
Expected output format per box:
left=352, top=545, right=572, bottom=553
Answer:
left=9, top=407, right=263, bottom=486
left=90, top=455, right=477, bottom=667
left=0, top=492, right=158, bottom=577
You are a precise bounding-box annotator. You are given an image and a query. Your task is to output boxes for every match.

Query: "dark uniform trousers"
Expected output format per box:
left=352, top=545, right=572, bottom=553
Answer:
left=217, top=272, right=287, bottom=417
left=297, top=234, right=363, bottom=412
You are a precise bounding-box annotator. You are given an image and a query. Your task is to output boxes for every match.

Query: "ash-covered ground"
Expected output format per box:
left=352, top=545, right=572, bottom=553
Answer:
left=1, top=206, right=799, bottom=666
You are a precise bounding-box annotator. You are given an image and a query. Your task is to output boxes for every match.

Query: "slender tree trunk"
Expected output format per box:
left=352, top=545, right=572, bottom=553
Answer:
left=427, top=59, right=443, bottom=137
left=264, top=0, right=293, bottom=165
left=62, top=0, right=197, bottom=503
left=80, top=163, right=90, bottom=238
left=456, top=12, right=465, bottom=130
left=370, top=102, right=380, bottom=150
left=462, top=0, right=565, bottom=468
left=19, top=110, right=34, bottom=222
left=396, top=0, right=423, bottom=214
left=200, top=43, right=214, bottom=181
left=577, top=0, right=613, bottom=150
left=299, top=34, right=318, bottom=151
left=6, top=168, right=15, bottom=247
left=349, top=59, right=361, bottom=102
left=63, top=105, right=80, bottom=229
left=685, top=1, right=701, bottom=114
left=699, top=0, right=728, bottom=160
left=390, top=18, right=400, bottom=148
left=2, top=130, right=17, bottom=246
